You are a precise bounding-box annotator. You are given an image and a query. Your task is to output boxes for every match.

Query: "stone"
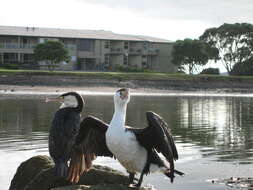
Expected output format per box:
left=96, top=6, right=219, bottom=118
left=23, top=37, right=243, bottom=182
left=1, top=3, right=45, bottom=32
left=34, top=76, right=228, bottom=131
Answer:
left=9, top=155, right=140, bottom=190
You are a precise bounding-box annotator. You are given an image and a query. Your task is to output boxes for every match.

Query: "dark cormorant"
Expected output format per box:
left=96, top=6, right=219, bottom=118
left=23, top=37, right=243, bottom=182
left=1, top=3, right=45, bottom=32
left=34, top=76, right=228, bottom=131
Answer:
left=46, top=92, right=84, bottom=177
left=67, top=88, right=184, bottom=187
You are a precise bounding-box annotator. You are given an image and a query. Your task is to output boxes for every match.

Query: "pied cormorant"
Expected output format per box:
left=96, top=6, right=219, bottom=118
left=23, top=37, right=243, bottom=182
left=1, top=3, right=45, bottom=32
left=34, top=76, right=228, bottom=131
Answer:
left=46, top=92, right=84, bottom=177
left=67, top=88, right=184, bottom=187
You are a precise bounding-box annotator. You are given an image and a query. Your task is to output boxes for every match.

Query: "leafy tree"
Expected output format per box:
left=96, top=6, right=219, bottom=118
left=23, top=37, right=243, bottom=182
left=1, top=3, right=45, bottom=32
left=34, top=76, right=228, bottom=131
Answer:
left=34, top=41, right=70, bottom=71
left=230, top=57, right=253, bottom=76
left=200, top=23, right=253, bottom=74
left=172, top=39, right=219, bottom=74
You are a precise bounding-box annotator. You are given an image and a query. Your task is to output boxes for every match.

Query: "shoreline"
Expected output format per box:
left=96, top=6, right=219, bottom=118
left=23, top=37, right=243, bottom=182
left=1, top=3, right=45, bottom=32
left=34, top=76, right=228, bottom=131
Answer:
left=1, top=84, right=253, bottom=97
left=1, top=72, right=253, bottom=96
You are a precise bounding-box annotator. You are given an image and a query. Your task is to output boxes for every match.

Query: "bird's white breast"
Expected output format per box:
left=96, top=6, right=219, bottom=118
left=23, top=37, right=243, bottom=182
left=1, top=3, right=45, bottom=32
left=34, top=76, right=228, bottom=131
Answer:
left=106, top=126, right=147, bottom=173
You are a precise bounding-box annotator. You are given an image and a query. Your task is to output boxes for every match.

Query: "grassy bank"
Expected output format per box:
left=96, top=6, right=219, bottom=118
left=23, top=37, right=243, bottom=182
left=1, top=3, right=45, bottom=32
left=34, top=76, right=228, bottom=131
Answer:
left=1, top=69, right=253, bottom=82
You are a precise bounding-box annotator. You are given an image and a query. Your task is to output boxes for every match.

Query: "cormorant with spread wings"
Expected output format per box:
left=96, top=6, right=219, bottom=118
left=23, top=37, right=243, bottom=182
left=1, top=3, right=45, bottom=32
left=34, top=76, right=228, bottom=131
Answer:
left=67, top=88, right=183, bottom=187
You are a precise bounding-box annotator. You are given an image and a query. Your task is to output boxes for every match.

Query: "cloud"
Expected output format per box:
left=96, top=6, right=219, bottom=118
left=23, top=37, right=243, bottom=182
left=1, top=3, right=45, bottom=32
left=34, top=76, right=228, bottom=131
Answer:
left=1, top=0, right=252, bottom=41
left=77, top=0, right=253, bottom=25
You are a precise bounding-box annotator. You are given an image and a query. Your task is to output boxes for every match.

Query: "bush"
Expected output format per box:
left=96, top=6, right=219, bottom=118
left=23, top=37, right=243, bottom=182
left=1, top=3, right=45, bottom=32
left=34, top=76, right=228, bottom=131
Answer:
left=115, top=65, right=145, bottom=72
left=0, top=64, right=19, bottom=70
left=230, top=59, right=253, bottom=76
left=200, top=68, right=220, bottom=75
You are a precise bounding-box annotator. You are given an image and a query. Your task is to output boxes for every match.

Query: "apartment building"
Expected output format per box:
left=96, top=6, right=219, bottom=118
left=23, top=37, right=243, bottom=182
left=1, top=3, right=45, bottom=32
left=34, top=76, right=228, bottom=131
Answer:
left=0, top=26, right=176, bottom=72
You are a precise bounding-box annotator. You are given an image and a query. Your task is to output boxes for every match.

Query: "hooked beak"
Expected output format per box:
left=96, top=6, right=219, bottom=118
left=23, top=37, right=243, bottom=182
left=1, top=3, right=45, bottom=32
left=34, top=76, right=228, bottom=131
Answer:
left=45, top=96, right=63, bottom=103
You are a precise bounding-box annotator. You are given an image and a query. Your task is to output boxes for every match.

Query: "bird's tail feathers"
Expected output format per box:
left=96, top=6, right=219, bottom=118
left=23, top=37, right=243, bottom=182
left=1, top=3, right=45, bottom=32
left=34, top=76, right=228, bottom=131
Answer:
left=55, top=162, right=68, bottom=178
left=67, top=148, right=96, bottom=183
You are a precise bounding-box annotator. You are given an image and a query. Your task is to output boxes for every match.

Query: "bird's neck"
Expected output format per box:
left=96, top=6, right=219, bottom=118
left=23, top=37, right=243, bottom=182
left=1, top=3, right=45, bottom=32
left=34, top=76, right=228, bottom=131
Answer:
left=110, top=103, right=127, bottom=129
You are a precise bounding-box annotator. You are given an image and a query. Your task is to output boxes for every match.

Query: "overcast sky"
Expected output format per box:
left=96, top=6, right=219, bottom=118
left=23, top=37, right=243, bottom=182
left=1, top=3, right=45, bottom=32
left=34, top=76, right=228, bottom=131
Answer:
left=1, top=0, right=253, bottom=41
left=1, top=0, right=253, bottom=72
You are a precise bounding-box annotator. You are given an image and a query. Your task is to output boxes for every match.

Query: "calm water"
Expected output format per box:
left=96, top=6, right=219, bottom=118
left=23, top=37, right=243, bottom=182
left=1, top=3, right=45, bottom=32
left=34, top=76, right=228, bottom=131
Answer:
left=1, top=94, right=253, bottom=190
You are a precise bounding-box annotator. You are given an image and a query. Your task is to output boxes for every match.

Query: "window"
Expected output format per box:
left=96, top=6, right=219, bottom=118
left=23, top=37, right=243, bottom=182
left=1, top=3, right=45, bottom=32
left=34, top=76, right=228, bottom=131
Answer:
left=78, top=39, right=94, bottom=51
left=104, top=41, right=110, bottom=49
left=22, top=54, right=34, bottom=63
left=143, top=42, right=148, bottom=50
left=105, top=54, right=110, bottom=66
left=123, top=55, right=128, bottom=65
left=3, top=53, right=18, bottom=63
left=124, top=41, right=129, bottom=49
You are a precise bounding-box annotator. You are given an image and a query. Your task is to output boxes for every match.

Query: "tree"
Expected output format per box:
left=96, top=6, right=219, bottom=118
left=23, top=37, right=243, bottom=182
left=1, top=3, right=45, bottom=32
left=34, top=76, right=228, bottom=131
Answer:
left=230, top=57, right=253, bottom=76
left=34, top=41, right=70, bottom=71
left=200, top=23, right=253, bottom=74
left=172, top=39, right=219, bottom=74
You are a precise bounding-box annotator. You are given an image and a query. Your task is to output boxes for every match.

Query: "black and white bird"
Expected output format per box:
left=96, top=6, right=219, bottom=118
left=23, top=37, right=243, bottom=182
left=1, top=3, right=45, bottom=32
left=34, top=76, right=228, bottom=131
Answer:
left=68, top=88, right=183, bottom=187
left=46, top=92, right=84, bottom=178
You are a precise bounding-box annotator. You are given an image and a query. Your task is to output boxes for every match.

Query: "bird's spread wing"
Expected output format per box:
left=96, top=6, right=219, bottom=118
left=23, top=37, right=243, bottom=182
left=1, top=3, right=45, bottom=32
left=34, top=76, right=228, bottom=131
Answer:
left=134, top=111, right=178, bottom=172
left=67, top=116, right=113, bottom=183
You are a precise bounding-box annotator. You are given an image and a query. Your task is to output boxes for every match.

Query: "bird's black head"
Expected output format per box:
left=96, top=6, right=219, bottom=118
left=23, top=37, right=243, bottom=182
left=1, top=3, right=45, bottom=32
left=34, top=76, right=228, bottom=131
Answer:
left=46, top=92, right=84, bottom=113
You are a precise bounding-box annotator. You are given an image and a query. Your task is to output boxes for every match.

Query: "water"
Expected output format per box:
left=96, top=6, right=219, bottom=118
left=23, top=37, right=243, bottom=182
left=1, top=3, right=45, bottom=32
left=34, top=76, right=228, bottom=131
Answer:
left=1, top=94, right=253, bottom=190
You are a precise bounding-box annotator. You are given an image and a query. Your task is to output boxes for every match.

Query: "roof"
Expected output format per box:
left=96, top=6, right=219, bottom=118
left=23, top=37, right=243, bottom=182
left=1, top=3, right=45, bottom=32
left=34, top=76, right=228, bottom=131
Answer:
left=0, top=25, right=172, bottom=43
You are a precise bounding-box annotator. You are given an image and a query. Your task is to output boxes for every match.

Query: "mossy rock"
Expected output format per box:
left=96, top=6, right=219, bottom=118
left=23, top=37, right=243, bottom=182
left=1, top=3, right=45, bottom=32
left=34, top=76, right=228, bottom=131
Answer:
left=79, top=165, right=128, bottom=185
left=9, top=155, right=131, bottom=190
left=9, top=155, right=54, bottom=190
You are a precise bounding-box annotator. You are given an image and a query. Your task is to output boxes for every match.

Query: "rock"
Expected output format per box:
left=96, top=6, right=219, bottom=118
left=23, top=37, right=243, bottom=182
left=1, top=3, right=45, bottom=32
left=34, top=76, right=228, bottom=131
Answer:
left=51, top=185, right=90, bottom=190
left=79, top=165, right=128, bottom=185
left=9, top=155, right=137, bottom=190
left=210, top=177, right=253, bottom=189
left=9, top=155, right=54, bottom=190
left=51, top=184, right=151, bottom=190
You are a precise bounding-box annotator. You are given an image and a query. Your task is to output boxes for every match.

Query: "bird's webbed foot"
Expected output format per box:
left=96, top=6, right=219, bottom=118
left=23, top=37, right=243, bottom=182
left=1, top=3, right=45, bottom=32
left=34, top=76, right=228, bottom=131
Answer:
left=129, top=182, right=141, bottom=189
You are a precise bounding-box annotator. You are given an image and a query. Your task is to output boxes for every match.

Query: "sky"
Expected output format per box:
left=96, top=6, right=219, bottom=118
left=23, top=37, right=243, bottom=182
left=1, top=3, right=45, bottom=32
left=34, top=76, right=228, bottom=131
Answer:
left=1, top=0, right=253, bottom=72
left=1, top=0, right=253, bottom=41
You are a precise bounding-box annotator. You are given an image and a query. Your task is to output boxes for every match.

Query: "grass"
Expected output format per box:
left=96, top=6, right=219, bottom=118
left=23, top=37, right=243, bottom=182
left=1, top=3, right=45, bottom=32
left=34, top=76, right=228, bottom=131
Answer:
left=1, top=69, right=253, bottom=82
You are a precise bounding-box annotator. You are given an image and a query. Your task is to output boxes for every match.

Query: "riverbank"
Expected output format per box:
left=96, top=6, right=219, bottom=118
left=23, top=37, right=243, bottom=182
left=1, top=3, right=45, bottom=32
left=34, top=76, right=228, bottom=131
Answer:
left=1, top=69, right=253, bottom=94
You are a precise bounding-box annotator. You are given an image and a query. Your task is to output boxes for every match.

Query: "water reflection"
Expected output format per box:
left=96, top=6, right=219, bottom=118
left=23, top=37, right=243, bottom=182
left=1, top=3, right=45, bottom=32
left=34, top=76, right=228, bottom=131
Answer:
left=1, top=95, right=253, bottom=190
left=1, top=96, right=253, bottom=160
left=175, top=97, right=253, bottom=163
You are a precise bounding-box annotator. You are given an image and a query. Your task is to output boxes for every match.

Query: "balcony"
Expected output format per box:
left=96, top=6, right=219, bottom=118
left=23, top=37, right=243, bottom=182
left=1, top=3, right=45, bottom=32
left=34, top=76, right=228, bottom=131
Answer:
left=110, top=47, right=123, bottom=54
left=129, top=48, right=142, bottom=55
left=20, top=43, right=35, bottom=49
left=0, top=43, right=19, bottom=49
left=0, top=43, right=35, bottom=49
left=64, top=44, right=77, bottom=50
left=148, top=48, right=159, bottom=55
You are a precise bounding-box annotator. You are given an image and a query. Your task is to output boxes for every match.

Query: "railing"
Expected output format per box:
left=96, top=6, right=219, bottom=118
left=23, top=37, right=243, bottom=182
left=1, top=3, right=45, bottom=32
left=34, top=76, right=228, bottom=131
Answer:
left=129, top=48, right=142, bottom=54
left=148, top=48, right=159, bottom=54
left=20, top=44, right=35, bottom=48
left=64, top=44, right=77, bottom=50
left=110, top=47, right=122, bottom=54
left=0, top=43, right=35, bottom=49
left=3, top=43, right=19, bottom=48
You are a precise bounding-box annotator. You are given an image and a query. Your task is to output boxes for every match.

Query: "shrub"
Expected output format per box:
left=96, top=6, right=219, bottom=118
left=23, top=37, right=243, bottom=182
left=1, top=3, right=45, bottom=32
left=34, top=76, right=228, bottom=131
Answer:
left=0, top=64, right=19, bottom=70
left=200, top=68, right=220, bottom=75
left=115, top=65, right=144, bottom=72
